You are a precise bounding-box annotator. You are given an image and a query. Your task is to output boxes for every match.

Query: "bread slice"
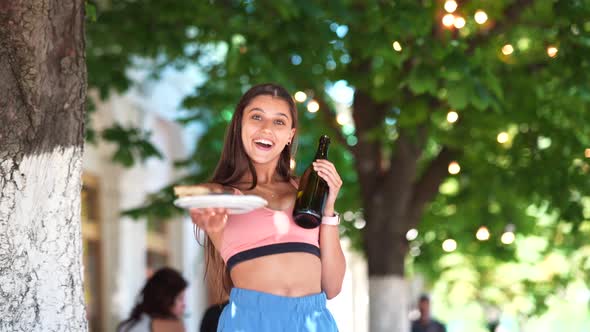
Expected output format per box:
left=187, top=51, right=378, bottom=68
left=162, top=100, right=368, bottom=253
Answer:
left=173, top=185, right=211, bottom=197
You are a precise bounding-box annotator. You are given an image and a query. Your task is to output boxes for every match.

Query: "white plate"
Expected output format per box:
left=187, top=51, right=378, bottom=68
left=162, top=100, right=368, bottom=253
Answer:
left=174, top=194, right=268, bottom=214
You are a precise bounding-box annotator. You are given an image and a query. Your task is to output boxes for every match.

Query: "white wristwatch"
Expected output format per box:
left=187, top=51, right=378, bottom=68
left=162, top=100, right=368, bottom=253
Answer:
left=321, top=212, right=340, bottom=226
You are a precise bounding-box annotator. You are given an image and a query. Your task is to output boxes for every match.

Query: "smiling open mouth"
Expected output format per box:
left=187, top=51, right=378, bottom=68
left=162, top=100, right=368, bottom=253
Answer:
left=254, top=138, right=274, bottom=149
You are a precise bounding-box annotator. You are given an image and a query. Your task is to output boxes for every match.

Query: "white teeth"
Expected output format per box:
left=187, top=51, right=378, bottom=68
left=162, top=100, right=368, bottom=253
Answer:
left=254, top=139, right=273, bottom=146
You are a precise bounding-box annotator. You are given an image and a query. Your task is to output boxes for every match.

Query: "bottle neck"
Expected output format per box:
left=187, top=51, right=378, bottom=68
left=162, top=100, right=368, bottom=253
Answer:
left=314, top=141, right=329, bottom=159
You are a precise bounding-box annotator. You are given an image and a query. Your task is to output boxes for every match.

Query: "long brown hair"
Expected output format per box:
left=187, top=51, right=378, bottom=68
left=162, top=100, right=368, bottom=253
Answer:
left=117, top=267, right=187, bottom=331
left=205, top=83, right=299, bottom=302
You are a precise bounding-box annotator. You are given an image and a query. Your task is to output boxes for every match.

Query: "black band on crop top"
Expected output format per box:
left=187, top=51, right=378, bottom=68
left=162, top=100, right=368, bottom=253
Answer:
left=226, top=242, right=321, bottom=271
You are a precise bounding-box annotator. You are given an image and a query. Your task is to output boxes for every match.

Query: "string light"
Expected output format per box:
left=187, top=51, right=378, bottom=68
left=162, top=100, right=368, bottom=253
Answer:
left=501, top=231, right=515, bottom=244
left=447, top=111, right=459, bottom=123
left=453, top=16, right=466, bottom=29
left=406, top=229, right=419, bottom=241
left=444, top=0, right=458, bottom=13
left=392, top=41, right=402, bottom=52
left=448, top=161, right=461, bottom=174
left=442, top=239, right=457, bottom=252
left=497, top=132, right=509, bottom=144
left=584, top=148, right=590, bottom=158
left=442, top=14, right=455, bottom=27
left=501, top=224, right=515, bottom=244
left=343, top=211, right=355, bottom=221
left=307, top=100, right=319, bottom=113
left=354, top=218, right=366, bottom=229
left=547, top=46, right=558, bottom=58
left=502, top=44, right=514, bottom=55
left=294, top=91, right=307, bottom=103
left=336, top=113, right=351, bottom=125
left=476, top=226, right=490, bottom=241
left=474, top=10, right=488, bottom=24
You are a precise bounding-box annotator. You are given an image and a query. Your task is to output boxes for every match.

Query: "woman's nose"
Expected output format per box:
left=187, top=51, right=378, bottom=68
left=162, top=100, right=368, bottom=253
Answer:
left=260, top=121, right=273, bottom=131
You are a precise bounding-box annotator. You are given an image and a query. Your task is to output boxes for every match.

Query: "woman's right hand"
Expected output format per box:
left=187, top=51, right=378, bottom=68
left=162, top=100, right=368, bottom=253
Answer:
left=189, top=207, right=228, bottom=233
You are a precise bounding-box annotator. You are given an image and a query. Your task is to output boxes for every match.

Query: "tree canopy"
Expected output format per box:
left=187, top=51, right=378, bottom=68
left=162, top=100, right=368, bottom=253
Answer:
left=86, top=0, right=590, bottom=316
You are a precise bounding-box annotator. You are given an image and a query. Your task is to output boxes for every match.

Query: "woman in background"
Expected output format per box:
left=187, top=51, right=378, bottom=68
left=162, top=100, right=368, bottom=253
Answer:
left=117, top=267, right=187, bottom=332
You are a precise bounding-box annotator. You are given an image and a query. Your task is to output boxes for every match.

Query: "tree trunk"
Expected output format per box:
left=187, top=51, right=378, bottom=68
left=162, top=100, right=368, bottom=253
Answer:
left=366, top=212, right=411, bottom=332
left=352, top=84, right=454, bottom=331
left=0, top=1, right=88, bottom=331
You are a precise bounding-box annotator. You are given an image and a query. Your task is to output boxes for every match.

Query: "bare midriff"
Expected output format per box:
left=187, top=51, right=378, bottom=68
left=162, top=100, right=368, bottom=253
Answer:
left=230, top=252, right=322, bottom=297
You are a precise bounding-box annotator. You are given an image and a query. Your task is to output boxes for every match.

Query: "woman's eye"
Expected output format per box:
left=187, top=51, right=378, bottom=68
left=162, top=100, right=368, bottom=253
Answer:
left=274, top=119, right=286, bottom=125
left=251, top=114, right=262, bottom=120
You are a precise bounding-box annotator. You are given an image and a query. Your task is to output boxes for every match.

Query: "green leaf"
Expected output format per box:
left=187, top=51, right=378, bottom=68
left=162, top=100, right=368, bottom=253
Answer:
left=446, top=82, right=470, bottom=110
left=85, top=1, right=97, bottom=23
left=407, top=65, right=438, bottom=95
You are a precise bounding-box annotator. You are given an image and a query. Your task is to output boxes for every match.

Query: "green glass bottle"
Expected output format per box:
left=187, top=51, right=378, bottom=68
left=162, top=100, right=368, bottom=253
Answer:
left=293, top=135, right=330, bottom=228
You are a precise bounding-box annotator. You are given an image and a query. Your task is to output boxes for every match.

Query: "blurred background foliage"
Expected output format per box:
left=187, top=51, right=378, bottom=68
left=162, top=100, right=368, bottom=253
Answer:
left=85, top=0, right=590, bottom=323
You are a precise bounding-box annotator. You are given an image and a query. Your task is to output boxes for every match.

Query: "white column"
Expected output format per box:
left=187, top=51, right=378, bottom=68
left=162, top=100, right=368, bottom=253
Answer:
left=326, top=239, right=369, bottom=332
left=114, top=165, right=149, bottom=322
left=168, top=217, right=207, bottom=331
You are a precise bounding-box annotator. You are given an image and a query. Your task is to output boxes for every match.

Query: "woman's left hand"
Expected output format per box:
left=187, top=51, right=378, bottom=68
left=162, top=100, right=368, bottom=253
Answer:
left=313, top=159, right=342, bottom=216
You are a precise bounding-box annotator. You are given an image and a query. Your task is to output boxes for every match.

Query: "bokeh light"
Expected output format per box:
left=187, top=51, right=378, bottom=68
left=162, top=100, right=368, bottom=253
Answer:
left=444, top=0, right=458, bottom=13
left=497, top=132, right=509, bottom=144
left=448, top=161, right=461, bottom=174
left=442, top=239, right=457, bottom=252
left=476, top=226, right=490, bottom=241
left=474, top=10, right=488, bottom=24
left=294, top=91, right=307, bottom=103
left=406, top=229, right=419, bottom=241
left=502, top=44, right=514, bottom=55
left=453, top=16, right=466, bottom=29
left=501, top=231, right=515, bottom=244
left=447, top=111, right=459, bottom=123
left=442, top=14, right=455, bottom=27
left=307, top=100, right=319, bottom=113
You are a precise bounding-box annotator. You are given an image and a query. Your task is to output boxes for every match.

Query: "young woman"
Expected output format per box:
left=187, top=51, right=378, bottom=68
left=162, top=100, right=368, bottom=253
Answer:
left=190, top=83, right=346, bottom=331
left=117, top=267, right=187, bottom=332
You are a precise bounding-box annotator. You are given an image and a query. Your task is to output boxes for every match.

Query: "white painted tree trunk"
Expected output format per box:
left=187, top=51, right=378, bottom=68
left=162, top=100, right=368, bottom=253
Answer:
left=1, top=0, right=87, bottom=329
left=369, top=275, right=410, bottom=332
left=0, top=147, right=87, bottom=331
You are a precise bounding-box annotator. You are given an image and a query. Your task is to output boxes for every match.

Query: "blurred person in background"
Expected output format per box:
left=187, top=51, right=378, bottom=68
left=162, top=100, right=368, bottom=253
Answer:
left=199, top=301, right=228, bottom=332
left=411, top=294, right=446, bottom=332
left=117, top=267, right=188, bottom=332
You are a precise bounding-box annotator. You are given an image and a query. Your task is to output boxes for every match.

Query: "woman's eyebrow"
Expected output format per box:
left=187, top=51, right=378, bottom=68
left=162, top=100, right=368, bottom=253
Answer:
left=247, top=107, right=289, bottom=119
left=247, top=107, right=265, bottom=113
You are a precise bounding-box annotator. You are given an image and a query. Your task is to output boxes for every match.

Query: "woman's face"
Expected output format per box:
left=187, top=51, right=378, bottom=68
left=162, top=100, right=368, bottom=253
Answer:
left=241, top=95, right=295, bottom=165
left=171, top=290, right=186, bottom=318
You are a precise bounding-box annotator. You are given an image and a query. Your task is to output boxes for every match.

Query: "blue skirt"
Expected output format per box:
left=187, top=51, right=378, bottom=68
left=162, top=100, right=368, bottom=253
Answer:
left=217, top=287, right=339, bottom=332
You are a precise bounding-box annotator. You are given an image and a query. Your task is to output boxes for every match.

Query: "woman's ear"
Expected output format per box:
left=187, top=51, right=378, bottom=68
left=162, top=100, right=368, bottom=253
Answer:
left=289, top=128, right=296, bottom=144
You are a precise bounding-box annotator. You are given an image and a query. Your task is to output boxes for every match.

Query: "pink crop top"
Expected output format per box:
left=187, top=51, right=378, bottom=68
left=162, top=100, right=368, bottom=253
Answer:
left=220, top=183, right=320, bottom=271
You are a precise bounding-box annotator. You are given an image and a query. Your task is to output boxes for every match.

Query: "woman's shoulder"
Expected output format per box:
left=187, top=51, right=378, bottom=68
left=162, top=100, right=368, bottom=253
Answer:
left=151, top=318, right=185, bottom=332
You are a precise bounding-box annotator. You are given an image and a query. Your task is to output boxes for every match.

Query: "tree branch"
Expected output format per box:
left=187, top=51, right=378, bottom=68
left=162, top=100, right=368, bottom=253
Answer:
left=467, top=0, right=535, bottom=53
left=382, top=131, right=423, bottom=220
left=407, top=146, right=458, bottom=228
left=315, top=95, right=357, bottom=157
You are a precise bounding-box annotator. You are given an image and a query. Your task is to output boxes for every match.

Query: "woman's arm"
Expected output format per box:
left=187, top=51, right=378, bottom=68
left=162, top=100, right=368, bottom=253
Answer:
left=312, top=160, right=346, bottom=299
